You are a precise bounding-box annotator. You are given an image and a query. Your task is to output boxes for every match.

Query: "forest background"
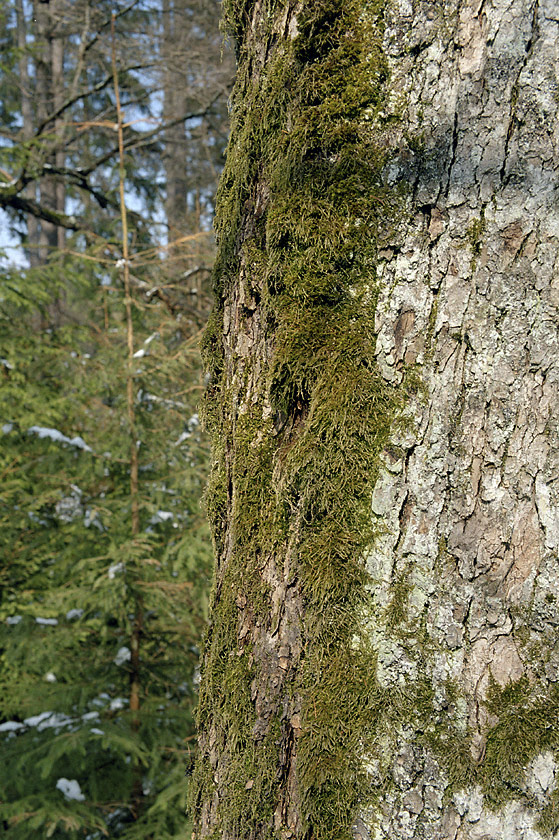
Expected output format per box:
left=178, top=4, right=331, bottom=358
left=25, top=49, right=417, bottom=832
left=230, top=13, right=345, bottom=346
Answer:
left=0, top=1, right=233, bottom=837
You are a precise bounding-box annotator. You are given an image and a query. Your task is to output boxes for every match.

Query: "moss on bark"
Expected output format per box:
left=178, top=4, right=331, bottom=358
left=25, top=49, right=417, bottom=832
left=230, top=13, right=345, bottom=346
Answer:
left=189, top=1, right=415, bottom=838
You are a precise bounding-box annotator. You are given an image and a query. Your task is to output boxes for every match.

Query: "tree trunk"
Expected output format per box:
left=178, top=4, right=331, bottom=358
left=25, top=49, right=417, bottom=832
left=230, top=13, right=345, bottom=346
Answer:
left=191, top=1, right=559, bottom=839
left=32, top=0, right=65, bottom=265
left=16, top=0, right=39, bottom=265
left=162, top=0, right=190, bottom=245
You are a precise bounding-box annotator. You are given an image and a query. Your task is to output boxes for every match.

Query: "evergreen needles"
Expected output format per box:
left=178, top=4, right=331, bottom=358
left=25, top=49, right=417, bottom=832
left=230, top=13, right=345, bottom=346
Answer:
left=0, top=246, right=212, bottom=839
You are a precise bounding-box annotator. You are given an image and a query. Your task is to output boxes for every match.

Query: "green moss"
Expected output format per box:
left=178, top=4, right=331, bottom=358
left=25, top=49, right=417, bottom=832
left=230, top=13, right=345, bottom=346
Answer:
left=385, top=566, right=413, bottom=629
left=190, top=0, right=413, bottom=837
left=418, top=674, right=559, bottom=837
left=538, top=792, right=559, bottom=837
left=480, top=678, right=559, bottom=810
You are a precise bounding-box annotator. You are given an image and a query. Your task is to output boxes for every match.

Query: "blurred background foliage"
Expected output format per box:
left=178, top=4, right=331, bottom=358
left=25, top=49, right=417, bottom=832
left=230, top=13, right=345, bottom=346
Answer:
left=0, top=1, right=233, bottom=836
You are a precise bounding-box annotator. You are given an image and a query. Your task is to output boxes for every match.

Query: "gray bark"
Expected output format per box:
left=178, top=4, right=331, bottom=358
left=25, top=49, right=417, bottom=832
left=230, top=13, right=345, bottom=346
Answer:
left=369, top=0, right=559, bottom=837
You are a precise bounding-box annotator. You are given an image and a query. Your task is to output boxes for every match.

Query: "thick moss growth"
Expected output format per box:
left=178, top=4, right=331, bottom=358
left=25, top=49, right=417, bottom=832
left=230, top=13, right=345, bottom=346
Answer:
left=190, top=1, right=408, bottom=838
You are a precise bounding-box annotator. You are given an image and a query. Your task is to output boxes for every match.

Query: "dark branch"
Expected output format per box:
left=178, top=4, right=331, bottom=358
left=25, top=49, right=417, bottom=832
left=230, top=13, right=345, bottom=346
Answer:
left=5, top=194, right=81, bottom=231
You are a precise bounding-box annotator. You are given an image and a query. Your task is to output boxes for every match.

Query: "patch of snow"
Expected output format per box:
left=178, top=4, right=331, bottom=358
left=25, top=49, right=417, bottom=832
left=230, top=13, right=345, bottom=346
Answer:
left=2, top=422, right=13, bottom=433
left=0, top=721, right=24, bottom=732
left=56, top=778, right=85, bottom=802
left=28, top=426, right=93, bottom=453
left=114, top=646, right=131, bottom=666
left=6, top=615, right=22, bottom=625
left=108, top=562, right=125, bottom=579
left=84, top=508, right=104, bottom=531
left=90, top=728, right=104, bottom=735
left=139, top=392, right=186, bottom=409
left=28, top=511, right=48, bottom=526
left=174, top=414, right=199, bottom=445
left=150, top=510, right=173, bottom=524
left=28, top=426, right=66, bottom=443
left=1, top=358, right=13, bottom=370
left=25, top=712, right=73, bottom=730
left=69, top=436, right=92, bottom=451
left=109, top=697, right=128, bottom=711
left=56, top=488, right=83, bottom=523
left=132, top=347, right=146, bottom=358
left=66, top=608, right=83, bottom=620
left=82, top=711, right=100, bottom=721
left=45, top=672, right=57, bottom=683
left=36, top=617, right=58, bottom=626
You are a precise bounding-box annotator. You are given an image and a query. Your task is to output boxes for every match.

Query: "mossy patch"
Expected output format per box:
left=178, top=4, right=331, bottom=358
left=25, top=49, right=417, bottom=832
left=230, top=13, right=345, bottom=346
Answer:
left=189, top=0, right=415, bottom=837
left=481, top=678, right=559, bottom=813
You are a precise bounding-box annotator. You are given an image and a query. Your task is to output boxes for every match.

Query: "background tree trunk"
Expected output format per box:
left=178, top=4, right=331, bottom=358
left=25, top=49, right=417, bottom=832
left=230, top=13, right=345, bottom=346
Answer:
left=16, top=0, right=39, bottom=265
left=162, top=0, right=190, bottom=243
left=33, top=0, right=64, bottom=264
left=192, top=1, right=559, bottom=838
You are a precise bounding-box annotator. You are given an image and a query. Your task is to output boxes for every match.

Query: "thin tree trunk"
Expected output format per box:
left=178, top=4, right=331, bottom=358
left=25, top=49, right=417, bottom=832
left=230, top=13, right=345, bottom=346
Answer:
left=16, top=0, right=39, bottom=265
left=51, top=18, right=66, bottom=253
left=192, top=1, right=559, bottom=839
left=112, top=16, right=143, bottom=817
left=33, top=0, right=59, bottom=263
left=162, top=0, right=189, bottom=246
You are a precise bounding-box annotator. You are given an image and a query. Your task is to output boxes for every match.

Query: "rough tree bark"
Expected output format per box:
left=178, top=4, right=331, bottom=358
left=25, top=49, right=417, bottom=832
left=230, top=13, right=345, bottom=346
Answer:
left=191, top=1, right=559, bottom=839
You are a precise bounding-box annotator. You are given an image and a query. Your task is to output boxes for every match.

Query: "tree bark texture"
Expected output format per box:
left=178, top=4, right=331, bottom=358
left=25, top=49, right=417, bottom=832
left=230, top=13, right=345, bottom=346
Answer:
left=191, top=1, right=559, bottom=839
left=367, top=1, right=559, bottom=837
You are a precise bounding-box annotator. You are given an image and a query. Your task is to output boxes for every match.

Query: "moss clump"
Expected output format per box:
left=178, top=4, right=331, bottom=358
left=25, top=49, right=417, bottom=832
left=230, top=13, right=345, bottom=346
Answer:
left=481, top=678, right=559, bottom=811
left=190, top=1, right=413, bottom=838
left=421, top=675, right=559, bottom=838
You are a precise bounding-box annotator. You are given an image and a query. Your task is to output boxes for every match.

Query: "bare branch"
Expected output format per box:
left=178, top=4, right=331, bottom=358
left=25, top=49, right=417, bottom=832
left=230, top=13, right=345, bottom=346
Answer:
left=34, top=64, right=153, bottom=138
left=79, top=96, right=225, bottom=177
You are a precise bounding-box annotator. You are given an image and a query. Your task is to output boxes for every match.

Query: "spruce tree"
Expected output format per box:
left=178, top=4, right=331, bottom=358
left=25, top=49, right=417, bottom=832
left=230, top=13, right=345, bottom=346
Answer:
left=0, top=241, right=213, bottom=838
